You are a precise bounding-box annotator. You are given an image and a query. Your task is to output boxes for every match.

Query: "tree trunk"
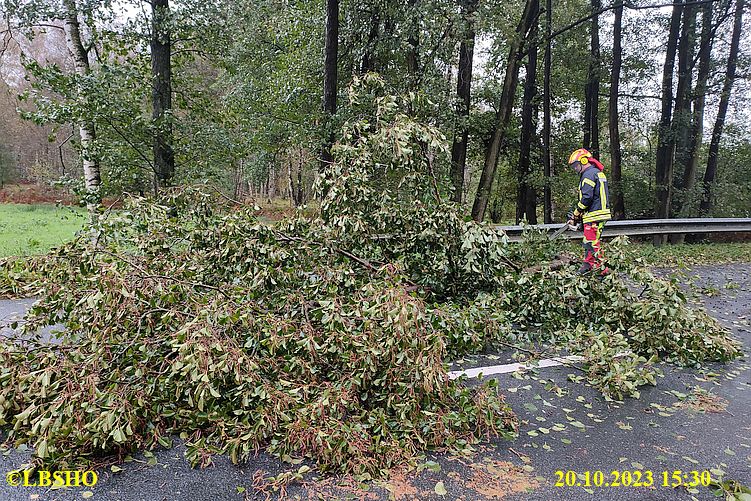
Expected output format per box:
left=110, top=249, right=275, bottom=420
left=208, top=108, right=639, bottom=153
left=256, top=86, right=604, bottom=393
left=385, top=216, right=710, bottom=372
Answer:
left=62, top=0, right=101, bottom=212
left=361, top=9, right=380, bottom=73
left=700, top=0, right=744, bottom=215
left=542, top=0, right=552, bottom=223
left=450, top=0, right=477, bottom=204
left=517, top=22, right=538, bottom=224
left=583, top=0, right=601, bottom=156
left=321, top=0, right=339, bottom=170
left=608, top=2, right=625, bottom=220
left=288, top=155, right=295, bottom=207
left=653, top=0, right=684, bottom=244
left=471, top=0, right=537, bottom=222
left=151, top=0, right=175, bottom=189
left=406, top=0, right=420, bottom=88
left=297, top=150, right=304, bottom=204
left=682, top=2, right=712, bottom=209
left=669, top=4, right=697, bottom=222
left=675, top=3, right=712, bottom=244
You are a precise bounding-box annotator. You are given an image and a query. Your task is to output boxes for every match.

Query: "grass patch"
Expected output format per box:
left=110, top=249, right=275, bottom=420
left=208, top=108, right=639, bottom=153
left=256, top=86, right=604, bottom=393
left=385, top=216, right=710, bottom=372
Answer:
left=627, top=241, right=751, bottom=267
left=0, top=203, right=86, bottom=257
left=553, top=239, right=751, bottom=267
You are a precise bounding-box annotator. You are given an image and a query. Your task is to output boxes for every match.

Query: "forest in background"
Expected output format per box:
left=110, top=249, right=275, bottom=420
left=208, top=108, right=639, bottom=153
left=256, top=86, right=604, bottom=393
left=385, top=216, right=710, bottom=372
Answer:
left=0, top=0, right=749, bottom=224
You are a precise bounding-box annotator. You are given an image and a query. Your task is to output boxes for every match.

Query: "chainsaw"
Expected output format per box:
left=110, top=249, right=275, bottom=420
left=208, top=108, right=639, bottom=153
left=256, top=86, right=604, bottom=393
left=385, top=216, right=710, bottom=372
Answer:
left=549, top=206, right=582, bottom=240
left=549, top=223, right=576, bottom=240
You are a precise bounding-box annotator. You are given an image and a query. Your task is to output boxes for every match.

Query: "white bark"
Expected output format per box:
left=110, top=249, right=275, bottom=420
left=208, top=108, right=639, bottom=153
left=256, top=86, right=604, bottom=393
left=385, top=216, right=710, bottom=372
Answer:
left=62, top=0, right=101, bottom=212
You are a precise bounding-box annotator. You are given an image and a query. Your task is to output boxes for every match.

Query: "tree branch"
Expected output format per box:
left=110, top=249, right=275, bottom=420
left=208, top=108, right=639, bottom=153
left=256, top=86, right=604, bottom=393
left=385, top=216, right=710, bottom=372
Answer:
left=550, top=0, right=721, bottom=40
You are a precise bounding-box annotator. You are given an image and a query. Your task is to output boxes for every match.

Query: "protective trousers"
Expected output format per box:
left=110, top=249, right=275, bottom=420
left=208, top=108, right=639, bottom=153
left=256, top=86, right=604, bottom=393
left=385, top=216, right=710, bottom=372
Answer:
left=579, top=221, right=607, bottom=274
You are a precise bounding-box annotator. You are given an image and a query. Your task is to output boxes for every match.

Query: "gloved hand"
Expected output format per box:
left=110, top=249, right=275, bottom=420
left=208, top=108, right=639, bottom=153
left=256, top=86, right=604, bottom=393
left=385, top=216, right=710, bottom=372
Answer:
left=566, top=209, right=582, bottom=227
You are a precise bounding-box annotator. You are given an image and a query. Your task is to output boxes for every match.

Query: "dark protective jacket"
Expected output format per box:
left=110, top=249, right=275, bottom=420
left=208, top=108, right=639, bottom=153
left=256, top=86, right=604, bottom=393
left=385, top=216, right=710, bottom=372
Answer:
left=573, top=164, right=611, bottom=223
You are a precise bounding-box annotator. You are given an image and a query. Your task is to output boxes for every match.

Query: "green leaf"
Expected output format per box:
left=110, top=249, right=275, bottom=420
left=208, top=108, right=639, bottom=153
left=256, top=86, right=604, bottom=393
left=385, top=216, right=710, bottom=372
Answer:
left=682, top=456, right=699, bottom=465
left=434, top=481, right=447, bottom=496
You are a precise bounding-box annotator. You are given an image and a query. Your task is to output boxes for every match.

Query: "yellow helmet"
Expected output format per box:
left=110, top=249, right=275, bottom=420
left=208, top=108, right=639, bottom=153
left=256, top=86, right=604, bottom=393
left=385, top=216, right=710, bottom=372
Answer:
left=568, top=148, right=592, bottom=166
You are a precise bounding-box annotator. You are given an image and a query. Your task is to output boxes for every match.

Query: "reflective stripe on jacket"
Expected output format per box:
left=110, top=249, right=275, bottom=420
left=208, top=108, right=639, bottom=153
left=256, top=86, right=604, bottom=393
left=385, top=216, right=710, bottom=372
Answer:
left=574, top=166, right=611, bottom=223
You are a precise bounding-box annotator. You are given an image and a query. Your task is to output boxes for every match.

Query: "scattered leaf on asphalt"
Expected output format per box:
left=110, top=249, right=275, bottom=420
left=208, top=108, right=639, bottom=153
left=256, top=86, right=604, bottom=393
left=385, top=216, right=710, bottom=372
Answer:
left=434, top=481, right=447, bottom=496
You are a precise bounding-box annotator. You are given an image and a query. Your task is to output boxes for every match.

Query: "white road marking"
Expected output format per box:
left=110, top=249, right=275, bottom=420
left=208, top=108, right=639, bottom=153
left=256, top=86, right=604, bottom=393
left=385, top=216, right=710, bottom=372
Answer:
left=447, top=355, right=586, bottom=380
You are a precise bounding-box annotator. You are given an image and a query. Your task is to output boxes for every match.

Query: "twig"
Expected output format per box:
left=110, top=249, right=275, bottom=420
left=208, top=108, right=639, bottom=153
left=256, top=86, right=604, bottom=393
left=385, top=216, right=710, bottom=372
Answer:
left=500, top=255, right=522, bottom=273
left=550, top=0, right=721, bottom=40
left=205, top=184, right=243, bottom=205
left=508, top=447, right=530, bottom=463
left=94, top=249, right=235, bottom=301
left=332, top=246, right=379, bottom=272
left=93, top=195, right=124, bottom=248
left=58, top=130, right=74, bottom=176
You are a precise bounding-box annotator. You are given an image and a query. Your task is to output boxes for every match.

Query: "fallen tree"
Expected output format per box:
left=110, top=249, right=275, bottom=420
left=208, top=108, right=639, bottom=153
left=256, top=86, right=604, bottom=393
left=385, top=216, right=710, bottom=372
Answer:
left=0, top=78, right=741, bottom=475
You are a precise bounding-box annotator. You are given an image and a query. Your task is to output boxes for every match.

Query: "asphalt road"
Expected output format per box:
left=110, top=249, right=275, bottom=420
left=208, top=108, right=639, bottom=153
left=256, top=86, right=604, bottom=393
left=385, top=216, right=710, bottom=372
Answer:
left=1, top=264, right=750, bottom=500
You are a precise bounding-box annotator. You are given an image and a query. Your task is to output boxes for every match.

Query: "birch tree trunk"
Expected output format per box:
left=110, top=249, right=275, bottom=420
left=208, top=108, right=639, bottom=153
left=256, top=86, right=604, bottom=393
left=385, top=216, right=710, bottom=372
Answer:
left=62, top=0, right=100, bottom=213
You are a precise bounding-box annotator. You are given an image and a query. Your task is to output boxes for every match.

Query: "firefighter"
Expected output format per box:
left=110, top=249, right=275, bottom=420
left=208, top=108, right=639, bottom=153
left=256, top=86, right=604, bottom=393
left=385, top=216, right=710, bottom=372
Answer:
left=566, top=148, right=611, bottom=274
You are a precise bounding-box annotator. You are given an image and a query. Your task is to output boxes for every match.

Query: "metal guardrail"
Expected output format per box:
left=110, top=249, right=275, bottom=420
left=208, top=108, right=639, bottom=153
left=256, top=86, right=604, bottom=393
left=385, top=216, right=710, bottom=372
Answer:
left=497, top=218, right=751, bottom=242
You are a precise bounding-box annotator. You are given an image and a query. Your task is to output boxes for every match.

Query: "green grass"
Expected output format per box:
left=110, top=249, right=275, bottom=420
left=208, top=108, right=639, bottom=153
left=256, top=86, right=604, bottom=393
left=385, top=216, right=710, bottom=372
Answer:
left=0, top=201, right=748, bottom=266
left=629, top=241, right=751, bottom=267
left=556, top=239, right=751, bottom=267
left=0, top=204, right=86, bottom=257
